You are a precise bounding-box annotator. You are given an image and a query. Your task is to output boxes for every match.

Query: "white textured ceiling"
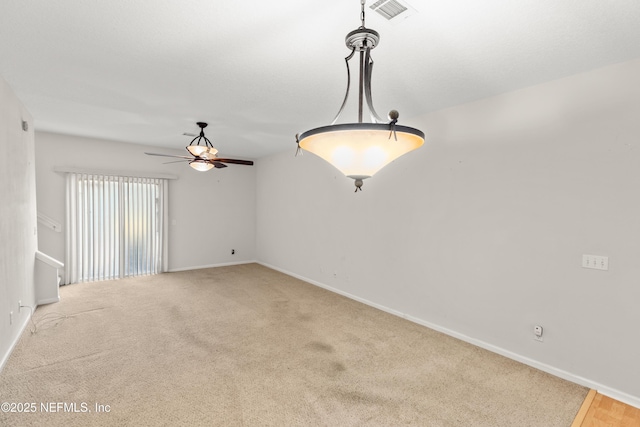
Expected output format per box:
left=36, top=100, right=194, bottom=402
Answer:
left=1, top=0, right=640, bottom=159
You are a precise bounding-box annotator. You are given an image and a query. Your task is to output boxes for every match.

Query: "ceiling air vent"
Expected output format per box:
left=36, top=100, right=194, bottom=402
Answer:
left=369, top=0, right=417, bottom=22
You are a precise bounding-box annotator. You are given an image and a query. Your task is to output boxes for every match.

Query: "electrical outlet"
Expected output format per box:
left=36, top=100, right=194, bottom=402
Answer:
left=534, top=325, right=544, bottom=342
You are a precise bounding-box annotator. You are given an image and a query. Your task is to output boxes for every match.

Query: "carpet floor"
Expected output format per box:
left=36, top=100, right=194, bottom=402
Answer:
left=0, top=263, right=588, bottom=426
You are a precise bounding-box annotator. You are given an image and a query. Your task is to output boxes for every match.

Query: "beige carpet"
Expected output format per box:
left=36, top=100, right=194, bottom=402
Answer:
left=0, top=263, right=587, bottom=426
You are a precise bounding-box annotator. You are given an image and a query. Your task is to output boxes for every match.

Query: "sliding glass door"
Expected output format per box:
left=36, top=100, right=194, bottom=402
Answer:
left=64, top=173, right=168, bottom=284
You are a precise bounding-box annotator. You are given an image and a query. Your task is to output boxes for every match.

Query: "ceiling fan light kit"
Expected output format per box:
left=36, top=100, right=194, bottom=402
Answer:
left=186, top=122, right=219, bottom=159
left=297, top=0, right=424, bottom=191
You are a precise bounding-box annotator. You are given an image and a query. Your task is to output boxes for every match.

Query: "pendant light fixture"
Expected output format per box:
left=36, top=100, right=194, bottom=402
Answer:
left=297, top=0, right=424, bottom=191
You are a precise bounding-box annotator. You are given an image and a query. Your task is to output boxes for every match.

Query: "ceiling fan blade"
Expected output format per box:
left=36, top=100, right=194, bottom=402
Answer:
left=145, top=152, right=193, bottom=160
left=212, top=158, right=254, bottom=166
left=162, top=160, right=189, bottom=164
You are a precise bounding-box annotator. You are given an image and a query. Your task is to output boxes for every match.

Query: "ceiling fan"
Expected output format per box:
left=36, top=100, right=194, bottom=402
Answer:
left=145, top=122, right=254, bottom=171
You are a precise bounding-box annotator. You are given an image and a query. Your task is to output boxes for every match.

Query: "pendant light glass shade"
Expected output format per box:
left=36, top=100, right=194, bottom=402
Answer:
left=298, top=123, right=424, bottom=179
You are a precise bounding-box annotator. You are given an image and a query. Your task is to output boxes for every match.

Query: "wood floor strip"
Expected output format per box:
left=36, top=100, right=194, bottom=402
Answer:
left=582, top=393, right=640, bottom=427
left=572, top=389, right=598, bottom=427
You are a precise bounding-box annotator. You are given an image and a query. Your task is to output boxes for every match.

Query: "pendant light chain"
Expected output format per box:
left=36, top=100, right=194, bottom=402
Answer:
left=360, top=0, right=366, bottom=28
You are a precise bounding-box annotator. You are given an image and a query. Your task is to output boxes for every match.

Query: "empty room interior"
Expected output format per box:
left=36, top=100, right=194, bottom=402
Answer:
left=1, top=1, right=640, bottom=425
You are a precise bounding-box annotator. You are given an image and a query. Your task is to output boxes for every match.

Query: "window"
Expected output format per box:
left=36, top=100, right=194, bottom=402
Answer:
left=64, top=173, right=168, bottom=284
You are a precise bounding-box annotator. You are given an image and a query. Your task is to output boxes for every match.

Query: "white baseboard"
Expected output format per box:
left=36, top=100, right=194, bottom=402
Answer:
left=36, top=296, right=60, bottom=306
left=0, top=311, right=32, bottom=373
left=258, top=261, right=640, bottom=410
left=168, top=260, right=257, bottom=273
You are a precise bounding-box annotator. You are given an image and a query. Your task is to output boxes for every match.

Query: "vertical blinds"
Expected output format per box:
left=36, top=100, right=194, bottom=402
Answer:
left=64, top=173, right=168, bottom=284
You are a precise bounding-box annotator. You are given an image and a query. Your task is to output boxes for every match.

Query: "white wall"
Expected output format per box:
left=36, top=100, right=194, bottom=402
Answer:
left=256, top=59, right=640, bottom=405
left=0, top=76, right=37, bottom=369
left=35, top=132, right=256, bottom=273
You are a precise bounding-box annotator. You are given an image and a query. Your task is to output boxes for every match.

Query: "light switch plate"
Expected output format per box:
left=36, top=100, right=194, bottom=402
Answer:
left=582, top=254, right=608, bottom=271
